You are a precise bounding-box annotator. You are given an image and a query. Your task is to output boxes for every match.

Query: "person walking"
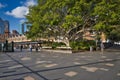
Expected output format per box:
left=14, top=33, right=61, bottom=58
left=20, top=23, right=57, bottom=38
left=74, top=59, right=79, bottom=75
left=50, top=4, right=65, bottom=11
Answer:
left=100, top=42, right=104, bottom=52
left=35, top=44, right=38, bottom=52
left=20, top=45, right=23, bottom=52
left=2, top=43, right=4, bottom=52
left=29, top=44, right=32, bottom=52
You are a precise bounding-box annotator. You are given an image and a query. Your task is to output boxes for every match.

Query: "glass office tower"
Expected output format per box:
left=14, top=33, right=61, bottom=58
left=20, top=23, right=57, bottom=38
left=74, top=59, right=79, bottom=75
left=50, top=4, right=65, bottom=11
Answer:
left=0, top=18, right=9, bottom=34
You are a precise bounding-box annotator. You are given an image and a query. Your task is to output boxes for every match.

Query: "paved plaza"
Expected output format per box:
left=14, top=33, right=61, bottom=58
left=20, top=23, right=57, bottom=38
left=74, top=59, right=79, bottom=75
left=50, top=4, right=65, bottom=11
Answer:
left=0, top=50, right=120, bottom=80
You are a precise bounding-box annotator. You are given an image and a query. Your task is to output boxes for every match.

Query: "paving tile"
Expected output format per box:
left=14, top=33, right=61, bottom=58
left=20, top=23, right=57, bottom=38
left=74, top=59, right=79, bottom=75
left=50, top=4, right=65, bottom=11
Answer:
left=24, top=76, right=35, bottom=80
left=64, top=71, right=77, bottom=77
left=105, top=63, right=114, bottom=67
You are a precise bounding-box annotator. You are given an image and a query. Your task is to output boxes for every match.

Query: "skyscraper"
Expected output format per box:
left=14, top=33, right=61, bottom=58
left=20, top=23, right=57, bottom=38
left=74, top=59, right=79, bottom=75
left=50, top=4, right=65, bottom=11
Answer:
left=4, top=20, right=9, bottom=32
left=22, top=23, right=24, bottom=34
left=0, top=18, right=5, bottom=34
left=0, top=18, right=10, bottom=42
left=0, top=18, right=9, bottom=34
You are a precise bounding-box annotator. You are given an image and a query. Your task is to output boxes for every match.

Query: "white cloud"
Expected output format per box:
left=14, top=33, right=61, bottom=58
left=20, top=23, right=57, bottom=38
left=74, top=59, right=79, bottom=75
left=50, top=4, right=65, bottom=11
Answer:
left=5, top=0, right=37, bottom=18
left=25, top=0, right=37, bottom=7
left=6, top=6, right=29, bottom=18
left=20, top=19, right=26, bottom=23
left=0, top=3, right=6, bottom=8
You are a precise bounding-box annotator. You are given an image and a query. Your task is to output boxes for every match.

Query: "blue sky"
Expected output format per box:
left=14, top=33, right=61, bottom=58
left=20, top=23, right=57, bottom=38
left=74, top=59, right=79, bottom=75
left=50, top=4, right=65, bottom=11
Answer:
left=0, top=0, right=37, bottom=33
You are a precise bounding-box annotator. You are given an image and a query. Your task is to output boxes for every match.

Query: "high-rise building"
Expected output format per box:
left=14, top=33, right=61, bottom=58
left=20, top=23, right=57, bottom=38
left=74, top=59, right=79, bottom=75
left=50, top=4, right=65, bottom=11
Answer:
left=0, top=18, right=5, bottom=34
left=0, top=18, right=9, bottom=34
left=4, top=20, right=9, bottom=32
left=0, top=18, right=10, bottom=42
left=12, top=30, right=19, bottom=36
left=22, top=23, right=24, bottom=34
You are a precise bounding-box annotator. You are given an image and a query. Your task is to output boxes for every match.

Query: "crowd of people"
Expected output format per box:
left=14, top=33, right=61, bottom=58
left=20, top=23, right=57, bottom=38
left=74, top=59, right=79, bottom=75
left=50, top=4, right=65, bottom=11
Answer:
left=18, top=43, right=41, bottom=52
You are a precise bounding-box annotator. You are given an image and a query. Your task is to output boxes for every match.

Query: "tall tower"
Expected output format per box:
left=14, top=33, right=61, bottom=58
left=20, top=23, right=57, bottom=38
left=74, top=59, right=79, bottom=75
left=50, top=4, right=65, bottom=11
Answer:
left=0, top=18, right=10, bottom=42
left=0, top=18, right=5, bottom=34
left=22, top=23, right=24, bottom=34
left=4, top=20, right=9, bottom=32
left=4, top=20, right=10, bottom=38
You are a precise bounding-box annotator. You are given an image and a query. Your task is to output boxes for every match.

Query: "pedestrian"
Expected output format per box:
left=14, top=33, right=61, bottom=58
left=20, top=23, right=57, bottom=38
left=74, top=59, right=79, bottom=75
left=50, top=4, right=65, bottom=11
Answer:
left=3, top=44, right=6, bottom=53
left=90, top=46, right=93, bottom=52
left=100, top=42, right=104, bottom=52
left=39, top=44, right=42, bottom=51
left=35, top=46, right=38, bottom=52
left=20, top=45, right=23, bottom=51
left=29, top=44, right=32, bottom=52
left=2, top=43, right=4, bottom=52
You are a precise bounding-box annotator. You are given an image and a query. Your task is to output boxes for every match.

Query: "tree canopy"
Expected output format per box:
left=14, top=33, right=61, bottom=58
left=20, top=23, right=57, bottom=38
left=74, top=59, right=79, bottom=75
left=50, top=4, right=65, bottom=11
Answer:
left=26, top=0, right=120, bottom=44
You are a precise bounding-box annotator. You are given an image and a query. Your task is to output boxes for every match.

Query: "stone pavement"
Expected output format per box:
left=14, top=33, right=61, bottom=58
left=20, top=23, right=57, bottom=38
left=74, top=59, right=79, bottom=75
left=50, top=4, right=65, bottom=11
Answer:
left=0, top=50, right=120, bottom=80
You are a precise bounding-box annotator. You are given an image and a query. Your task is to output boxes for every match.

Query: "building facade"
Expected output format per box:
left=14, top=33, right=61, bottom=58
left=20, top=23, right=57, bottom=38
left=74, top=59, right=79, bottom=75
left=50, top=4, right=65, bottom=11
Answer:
left=0, top=18, right=10, bottom=42
left=0, top=18, right=5, bottom=34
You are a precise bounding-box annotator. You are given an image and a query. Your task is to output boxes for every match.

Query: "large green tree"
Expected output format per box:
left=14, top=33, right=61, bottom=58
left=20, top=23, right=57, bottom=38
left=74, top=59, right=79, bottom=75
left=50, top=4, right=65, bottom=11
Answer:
left=26, top=0, right=120, bottom=46
left=92, top=0, right=120, bottom=42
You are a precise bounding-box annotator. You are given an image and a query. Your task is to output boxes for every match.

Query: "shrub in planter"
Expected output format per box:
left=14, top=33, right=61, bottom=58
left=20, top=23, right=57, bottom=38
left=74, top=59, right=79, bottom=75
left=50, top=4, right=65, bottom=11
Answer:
left=52, top=44, right=57, bottom=49
left=70, top=40, right=96, bottom=51
left=52, top=42, right=66, bottom=49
